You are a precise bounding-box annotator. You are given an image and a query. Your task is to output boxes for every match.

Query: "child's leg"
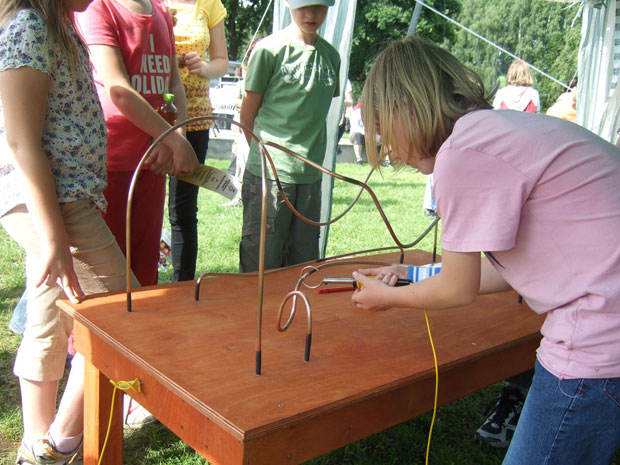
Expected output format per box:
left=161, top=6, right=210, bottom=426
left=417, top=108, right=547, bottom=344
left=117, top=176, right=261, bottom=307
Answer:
left=503, top=360, right=620, bottom=465
left=18, top=379, right=59, bottom=443
left=239, top=172, right=296, bottom=272
left=50, top=199, right=137, bottom=438
left=285, top=180, right=321, bottom=266
left=1, top=205, right=70, bottom=443
left=50, top=354, right=84, bottom=438
left=168, top=129, right=209, bottom=282
left=353, top=143, right=363, bottom=162
left=1, top=200, right=136, bottom=445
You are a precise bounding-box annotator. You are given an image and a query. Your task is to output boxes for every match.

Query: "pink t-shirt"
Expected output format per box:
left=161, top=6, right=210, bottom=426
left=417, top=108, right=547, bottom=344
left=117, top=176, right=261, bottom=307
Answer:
left=434, top=109, right=620, bottom=379
left=76, top=0, right=176, bottom=171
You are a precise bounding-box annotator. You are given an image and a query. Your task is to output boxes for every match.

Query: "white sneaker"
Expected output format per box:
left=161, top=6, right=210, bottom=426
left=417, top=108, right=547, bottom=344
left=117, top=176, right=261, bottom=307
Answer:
left=123, top=396, right=157, bottom=429
left=221, top=196, right=242, bottom=207
left=16, top=434, right=83, bottom=464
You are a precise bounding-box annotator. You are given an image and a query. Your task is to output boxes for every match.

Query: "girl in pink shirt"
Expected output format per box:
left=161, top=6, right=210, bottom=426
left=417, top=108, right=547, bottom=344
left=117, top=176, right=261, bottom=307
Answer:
left=353, top=35, right=620, bottom=465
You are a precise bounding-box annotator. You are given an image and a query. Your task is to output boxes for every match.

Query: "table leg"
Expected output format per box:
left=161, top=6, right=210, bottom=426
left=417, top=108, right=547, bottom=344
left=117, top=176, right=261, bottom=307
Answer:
left=83, top=359, right=123, bottom=465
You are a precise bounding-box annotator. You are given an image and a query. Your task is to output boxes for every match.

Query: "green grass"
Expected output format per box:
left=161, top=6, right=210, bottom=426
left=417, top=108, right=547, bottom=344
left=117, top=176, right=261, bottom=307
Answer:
left=1, top=160, right=618, bottom=464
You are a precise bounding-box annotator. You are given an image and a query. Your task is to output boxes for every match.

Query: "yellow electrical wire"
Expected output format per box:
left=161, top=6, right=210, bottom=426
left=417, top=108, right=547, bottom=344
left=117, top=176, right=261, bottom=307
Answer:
left=98, top=379, right=142, bottom=465
left=423, top=309, right=439, bottom=465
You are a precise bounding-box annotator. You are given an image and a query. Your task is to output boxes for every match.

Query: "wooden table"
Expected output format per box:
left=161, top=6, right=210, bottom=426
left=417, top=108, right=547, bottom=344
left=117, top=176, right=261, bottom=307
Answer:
left=58, top=250, right=544, bottom=465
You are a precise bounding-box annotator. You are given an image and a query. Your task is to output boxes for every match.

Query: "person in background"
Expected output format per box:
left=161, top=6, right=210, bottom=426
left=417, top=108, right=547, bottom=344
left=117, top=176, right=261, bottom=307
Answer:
left=76, top=0, right=198, bottom=430
left=0, top=1, right=139, bottom=462
left=422, top=174, right=436, bottom=218
left=76, top=0, right=198, bottom=289
left=239, top=0, right=340, bottom=272
left=354, top=35, right=620, bottom=464
left=348, top=102, right=365, bottom=165
left=222, top=61, right=249, bottom=207
left=546, top=77, right=578, bottom=123
left=337, top=78, right=353, bottom=146
left=167, top=0, right=229, bottom=281
left=493, top=60, right=540, bottom=113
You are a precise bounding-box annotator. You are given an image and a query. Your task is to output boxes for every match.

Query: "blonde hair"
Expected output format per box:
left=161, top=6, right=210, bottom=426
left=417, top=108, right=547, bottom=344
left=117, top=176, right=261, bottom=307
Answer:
left=0, top=0, right=81, bottom=76
left=506, top=60, right=533, bottom=87
left=361, top=35, right=492, bottom=169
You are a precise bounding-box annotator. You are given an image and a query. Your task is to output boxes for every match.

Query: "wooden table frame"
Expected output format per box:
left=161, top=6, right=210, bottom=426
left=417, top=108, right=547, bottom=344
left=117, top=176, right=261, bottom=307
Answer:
left=58, top=251, right=543, bottom=465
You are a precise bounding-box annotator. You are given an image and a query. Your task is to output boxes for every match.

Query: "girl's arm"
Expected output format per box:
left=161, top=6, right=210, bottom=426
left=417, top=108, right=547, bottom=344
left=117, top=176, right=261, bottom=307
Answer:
left=169, top=46, right=189, bottom=129
left=87, top=44, right=198, bottom=176
left=182, top=20, right=228, bottom=80
left=353, top=250, right=487, bottom=311
left=479, top=256, right=512, bottom=294
left=0, top=67, right=84, bottom=303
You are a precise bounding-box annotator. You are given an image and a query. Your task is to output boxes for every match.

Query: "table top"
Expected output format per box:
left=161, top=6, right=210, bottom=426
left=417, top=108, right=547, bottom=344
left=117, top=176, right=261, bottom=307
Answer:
left=59, top=250, right=544, bottom=447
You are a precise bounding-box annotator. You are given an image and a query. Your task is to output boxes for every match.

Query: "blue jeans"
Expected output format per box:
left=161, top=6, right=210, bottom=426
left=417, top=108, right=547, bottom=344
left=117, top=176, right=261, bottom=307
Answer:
left=8, top=288, right=28, bottom=336
left=504, top=360, right=620, bottom=465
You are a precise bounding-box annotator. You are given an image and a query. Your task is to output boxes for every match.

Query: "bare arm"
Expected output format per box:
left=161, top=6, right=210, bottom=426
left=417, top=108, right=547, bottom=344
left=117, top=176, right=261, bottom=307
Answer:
left=181, top=21, right=228, bottom=80
left=240, top=90, right=263, bottom=146
left=0, top=67, right=84, bottom=302
left=169, top=47, right=188, bottom=126
left=352, top=250, right=482, bottom=311
left=479, top=254, right=512, bottom=294
left=87, top=44, right=198, bottom=175
left=344, top=87, right=353, bottom=108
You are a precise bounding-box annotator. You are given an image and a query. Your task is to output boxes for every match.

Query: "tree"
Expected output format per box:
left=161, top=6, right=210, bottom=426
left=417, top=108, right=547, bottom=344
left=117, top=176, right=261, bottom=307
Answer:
left=221, top=0, right=273, bottom=61
left=349, top=0, right=461, bottom=97
left=450, top=0, right=581, bottom=110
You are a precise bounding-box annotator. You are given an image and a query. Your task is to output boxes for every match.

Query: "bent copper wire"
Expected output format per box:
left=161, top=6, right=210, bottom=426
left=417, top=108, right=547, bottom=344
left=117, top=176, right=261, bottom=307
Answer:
left=317, top=218, right=440, bottom=266
left=298, top=265, right=322, bottom=289
left=276, top=258, right=396, bottom=360
left=276, top=290, right=312, bottom=362
left=125, top=116, right=259, bottom=312
left=258, top=139, right=440, bottom=250
left=127, top=115, right=439, bottom=376
left=194, top=271, right=259, bottom=301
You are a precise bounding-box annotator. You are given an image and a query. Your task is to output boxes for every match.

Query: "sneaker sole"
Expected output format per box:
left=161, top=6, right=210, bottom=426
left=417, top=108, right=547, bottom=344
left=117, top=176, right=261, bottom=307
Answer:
left=474, top=433, right=510, bottom=449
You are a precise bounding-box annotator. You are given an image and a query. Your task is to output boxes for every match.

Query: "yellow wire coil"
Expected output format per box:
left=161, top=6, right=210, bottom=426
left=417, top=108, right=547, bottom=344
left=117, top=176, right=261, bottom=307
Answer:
left=97, top=379, right=142, bottom=465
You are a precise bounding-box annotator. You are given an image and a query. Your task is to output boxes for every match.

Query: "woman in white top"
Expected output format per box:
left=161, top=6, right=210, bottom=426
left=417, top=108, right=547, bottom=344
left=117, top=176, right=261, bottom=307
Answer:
left=493, top=60, right=541, bottom=113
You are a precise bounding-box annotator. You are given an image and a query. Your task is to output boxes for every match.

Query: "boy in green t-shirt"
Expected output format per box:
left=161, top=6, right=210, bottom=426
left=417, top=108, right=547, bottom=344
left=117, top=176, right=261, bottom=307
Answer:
left=239, top=0, right=340, bottom=272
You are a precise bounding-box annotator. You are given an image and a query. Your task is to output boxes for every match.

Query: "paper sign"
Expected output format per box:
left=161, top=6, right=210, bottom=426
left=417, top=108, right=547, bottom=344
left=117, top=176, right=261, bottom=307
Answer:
left=175, top=165, right=239, bottom=199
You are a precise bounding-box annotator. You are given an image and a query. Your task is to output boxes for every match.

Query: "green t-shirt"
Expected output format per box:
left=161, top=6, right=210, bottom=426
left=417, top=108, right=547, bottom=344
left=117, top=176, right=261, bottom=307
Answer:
left=244, top=30, right=340, bottom=184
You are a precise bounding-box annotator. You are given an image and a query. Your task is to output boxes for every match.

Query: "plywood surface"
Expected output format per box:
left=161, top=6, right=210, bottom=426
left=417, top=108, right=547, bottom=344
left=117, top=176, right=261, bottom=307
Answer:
left=59, top=250, right=544, bottom=445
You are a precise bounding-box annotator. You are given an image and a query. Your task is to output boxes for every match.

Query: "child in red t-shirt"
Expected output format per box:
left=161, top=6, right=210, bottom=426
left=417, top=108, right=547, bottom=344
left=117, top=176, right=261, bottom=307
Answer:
left=76, top=0, right=198, bottom=287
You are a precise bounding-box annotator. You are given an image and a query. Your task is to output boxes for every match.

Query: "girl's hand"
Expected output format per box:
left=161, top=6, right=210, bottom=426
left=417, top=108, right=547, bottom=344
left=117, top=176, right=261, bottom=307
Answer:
left=182, top=52, right=205, bottom=76
left=171, top=137, right=199, bottom=176
left=37, top=241, right=85, bottom=304
left=162, top=133, right=199, bottom=176
left=356, top=265, right=408, bottom=285
left=145, top=144, right=175, bottom=175
left=351, top=271, right=394, bottom=311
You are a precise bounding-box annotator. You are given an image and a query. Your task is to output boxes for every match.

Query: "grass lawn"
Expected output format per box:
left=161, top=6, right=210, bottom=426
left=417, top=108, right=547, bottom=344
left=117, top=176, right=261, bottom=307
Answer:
left=1, top=160, right=617, bottom=464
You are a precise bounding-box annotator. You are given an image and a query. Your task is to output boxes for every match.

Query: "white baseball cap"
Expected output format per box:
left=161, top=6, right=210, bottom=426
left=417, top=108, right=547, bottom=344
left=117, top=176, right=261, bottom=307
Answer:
left=288, top=0, right=335, bottom=8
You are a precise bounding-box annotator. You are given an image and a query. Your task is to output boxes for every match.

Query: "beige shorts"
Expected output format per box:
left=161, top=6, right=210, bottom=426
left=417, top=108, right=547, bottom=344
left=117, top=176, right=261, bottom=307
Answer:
left=1, top=200, right=138, bottom=381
